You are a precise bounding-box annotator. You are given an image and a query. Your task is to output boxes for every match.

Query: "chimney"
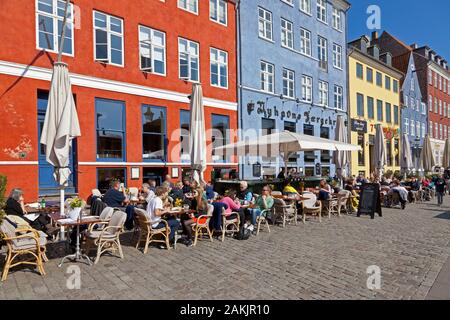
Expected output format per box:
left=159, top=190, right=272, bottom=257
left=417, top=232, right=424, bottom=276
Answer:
left=380, top=52, right=392, bottom=66
left=371, top=31, right=378, bottom=41
left=410, top=43, right=418, bottom=50
left=368, top=45, right=380, bottom=60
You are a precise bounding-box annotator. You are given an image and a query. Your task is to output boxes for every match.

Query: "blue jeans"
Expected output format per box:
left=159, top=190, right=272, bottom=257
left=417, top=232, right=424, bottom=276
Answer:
left=249, top=209, right=262, bottom=225
left=154, top=219, right=180, bottom=242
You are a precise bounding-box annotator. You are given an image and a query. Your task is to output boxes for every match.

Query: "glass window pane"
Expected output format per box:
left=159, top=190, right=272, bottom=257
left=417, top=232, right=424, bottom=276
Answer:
left=111, top=49, right=123, bottom=65
left=38, top=0, right=53, bottom=14
left=94, top=12, right=107, bottom=28
left=110, top=17, right=122, bottom=33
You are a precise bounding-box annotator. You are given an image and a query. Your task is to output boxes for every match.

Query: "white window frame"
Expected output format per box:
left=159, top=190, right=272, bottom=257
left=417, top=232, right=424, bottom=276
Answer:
left=422, top=123, right=426, bottom=139
left=210, top=47, right=228, bottom=89
left=300, top=28, right=312, bottom=57
left=301, top=75, right=312, bottom=103
left=422, top=102, right=426, bottom=115
left=261, top=61, right=275, bottom=93
left=405, top=118, right=409, bottom=136
left=138, top=25, right=166, bottom=75
left=332, top=7, right=342, bottom=31
left=428, top=70, right=433, bottom=85
left=36, top=0, right=74, bottom=56
left=178, top=0, right=199, bottom=15
left=281, top=0, right=294, bottom=6
left=300, top=0, right=311, bottom=15
left=282, top=68, right=295, bottom=99
left=416, top=122, right=420, bottom=138
left=258, top=7, right=273, bottom=41
left=318, top=36, right=328, bottom=62
left=93, top=11, right=124, bottom=67
left=317, top=0, right=327, bottom=24
left=281, top=18, right=294, bottom=50
left=318, top=80, right=329, bottom=107
left=178, top=37, right=200, bottom=82
left=210, top=0, right=227, bottom=26
left=429, top=95, right=433, bottom=112
left=334, top=85, right=343, bottom=110
left=410, top=119, right=415, bottom=136
left=332, top=43, right=342, bottom=69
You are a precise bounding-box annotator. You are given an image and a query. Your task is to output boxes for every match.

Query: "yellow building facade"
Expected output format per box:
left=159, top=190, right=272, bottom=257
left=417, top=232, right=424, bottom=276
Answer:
left=348, top=38, right=403, bottom=178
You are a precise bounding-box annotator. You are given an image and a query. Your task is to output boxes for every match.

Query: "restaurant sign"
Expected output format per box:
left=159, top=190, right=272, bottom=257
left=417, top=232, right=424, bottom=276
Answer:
left=351, top=119, right=368, bottom=133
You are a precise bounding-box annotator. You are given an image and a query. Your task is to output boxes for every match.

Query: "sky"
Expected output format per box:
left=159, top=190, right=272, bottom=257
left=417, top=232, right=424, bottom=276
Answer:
left=348, top=0, right=450, bottom=60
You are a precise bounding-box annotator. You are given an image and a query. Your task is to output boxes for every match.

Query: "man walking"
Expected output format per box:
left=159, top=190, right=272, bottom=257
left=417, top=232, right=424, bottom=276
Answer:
left=435, top=174, right=446, bottom=207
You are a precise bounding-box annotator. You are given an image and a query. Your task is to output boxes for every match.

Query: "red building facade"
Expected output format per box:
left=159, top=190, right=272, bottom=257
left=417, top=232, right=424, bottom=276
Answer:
left=0, top=0, right=238, bottom=199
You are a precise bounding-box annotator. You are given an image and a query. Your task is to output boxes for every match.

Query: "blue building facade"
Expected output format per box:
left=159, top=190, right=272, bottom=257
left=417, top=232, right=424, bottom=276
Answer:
left=237, top=0, right=351, bottom=180
left=401, top=53, right=427, bottom=170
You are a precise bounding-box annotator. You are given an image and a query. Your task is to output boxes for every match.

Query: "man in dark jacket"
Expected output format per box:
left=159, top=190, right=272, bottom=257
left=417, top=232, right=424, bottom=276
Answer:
left=435, top=174, right=446, bottom=207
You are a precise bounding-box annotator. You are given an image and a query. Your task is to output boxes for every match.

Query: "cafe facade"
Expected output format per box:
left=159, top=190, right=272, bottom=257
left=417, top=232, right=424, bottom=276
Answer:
left=348, top=34, right=403, bottom=177
left=0, top=0, right=238, bottom=200
left=237, top=0, right=351, bottom=180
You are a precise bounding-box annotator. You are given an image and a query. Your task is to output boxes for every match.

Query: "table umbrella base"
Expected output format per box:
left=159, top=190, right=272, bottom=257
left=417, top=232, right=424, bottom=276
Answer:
left=58, top=251, right=92, bottom=267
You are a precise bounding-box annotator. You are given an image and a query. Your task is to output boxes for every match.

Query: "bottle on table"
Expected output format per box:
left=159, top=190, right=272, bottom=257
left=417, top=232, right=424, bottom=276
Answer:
left=41, top=197, right=46, bottom=209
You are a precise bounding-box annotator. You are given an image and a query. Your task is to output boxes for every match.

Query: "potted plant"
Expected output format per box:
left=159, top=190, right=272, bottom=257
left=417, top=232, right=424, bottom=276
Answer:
left=67, top=197, right=85, bottom=220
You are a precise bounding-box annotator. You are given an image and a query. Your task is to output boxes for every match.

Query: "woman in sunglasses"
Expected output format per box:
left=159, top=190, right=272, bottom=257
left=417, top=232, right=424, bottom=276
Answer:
left=248, top=185, right=274, bottom=228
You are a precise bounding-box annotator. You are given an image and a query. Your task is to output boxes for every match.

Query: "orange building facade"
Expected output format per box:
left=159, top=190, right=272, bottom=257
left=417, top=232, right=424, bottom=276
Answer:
left=0, top=0, right=238, bottom=200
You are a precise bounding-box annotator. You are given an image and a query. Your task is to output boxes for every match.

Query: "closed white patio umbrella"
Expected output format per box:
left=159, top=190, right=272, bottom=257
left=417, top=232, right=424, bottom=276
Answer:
left=40, top=62, right=81, bottom=218
left=372, top=124, right=386, bottom=177
left=421, top=135, right=436, bottom=173
left=333, top=115, right=350, bottom=182
left=400, top=133, right=414, bottom=174
left=189, top=83, right=207, bottom=184
left=442, top=138, right=450, bottom=169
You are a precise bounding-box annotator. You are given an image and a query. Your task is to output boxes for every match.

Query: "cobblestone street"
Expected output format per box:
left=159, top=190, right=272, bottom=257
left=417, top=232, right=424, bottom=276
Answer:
left=1, top=198, right=450, bottom=300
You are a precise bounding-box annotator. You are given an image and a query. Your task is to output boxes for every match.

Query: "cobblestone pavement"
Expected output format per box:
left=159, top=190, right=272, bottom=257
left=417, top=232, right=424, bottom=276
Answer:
left=1, top=198, right=450, bottom=300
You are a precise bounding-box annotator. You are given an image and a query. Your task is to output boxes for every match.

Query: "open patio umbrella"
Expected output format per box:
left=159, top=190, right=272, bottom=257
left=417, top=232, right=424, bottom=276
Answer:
left=214, top=130, right=361, bottom=175
left=189, top=83, right=207, bottom=184
left=400, top=133, right=414, bottom=174
left=442, top=138, right=450, bottom=169
left=333, top=115, right=350, bottom=183
left=420, top=135, right=435, bottom=173
left=372, top=124, right=386, bottom=177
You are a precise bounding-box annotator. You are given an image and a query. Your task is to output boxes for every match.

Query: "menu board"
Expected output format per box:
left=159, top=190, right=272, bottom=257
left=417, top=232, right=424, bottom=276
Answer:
left=357, top=183, right=382, bottom=219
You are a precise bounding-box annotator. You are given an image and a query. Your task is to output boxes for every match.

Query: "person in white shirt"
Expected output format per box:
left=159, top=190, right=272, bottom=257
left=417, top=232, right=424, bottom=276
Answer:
left=140, top=183, right=155, bottom=204
left=146, top=186, right=180, bottom=244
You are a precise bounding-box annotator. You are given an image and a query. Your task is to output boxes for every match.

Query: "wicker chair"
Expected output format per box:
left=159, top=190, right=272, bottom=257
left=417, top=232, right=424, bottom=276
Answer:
left=134, top=208, right=171, bottom=253
left=0, top=218, right=48, bottom=281
left=321, top=196, right=339, bottom=219
left=84, top=210, right=126, bottom=264
left=273, top=198, right=297, bottom=227
left=256, top=208, right=272, bottom=235
left=193, top=204, right=214, bottom=246
left=302, top=192, right=322, bottom=223
left=221, top=207, right=240, bottom=242
left=337, top=190, right=351, bottom=215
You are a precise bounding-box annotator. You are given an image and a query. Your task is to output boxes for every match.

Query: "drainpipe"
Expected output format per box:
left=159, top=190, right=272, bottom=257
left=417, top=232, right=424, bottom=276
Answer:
left=236, top=0, right=244, bottom=180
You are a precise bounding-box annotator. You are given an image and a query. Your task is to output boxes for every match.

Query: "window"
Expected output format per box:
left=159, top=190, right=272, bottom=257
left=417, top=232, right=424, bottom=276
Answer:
left=434, top=97, right=438, bottom=113
left=357, top=93, right=364, bottom=117
left=320, top=127, right=331, bottom=163
left=282, top=68, right=295, bottom=99
left=258, top=7, right=273, bottom=41
left=317, top=0, right=327, bottom=23
left=377, top=100, right=383, bottom=121
left=410, top=119, right=415, bottom=136
left=429, top=95, right=433, bottom=112
left=285, top=121, right=297, bottom=163
left=429, top=121, right=433, bottom=138
left=262, top=118, right=276, bottom=135
left=394, top=105, right=399, bottom=125
left=282, top=0, right=294, bottom=5
left=97, top=168, right=126, bottom=194
left=300, top=0, right=311, bottom=15
left=376, top=72, right=382, bottom=87
left=385, top=102, right=392, bottom=123
left=210, top=0, right=227, bottom=25
left=358, top=133, right=365, bottom=166
left=210, top=48, right=228, bottom=88
left=318, top=36, right=328, bottom=70
left=393, top=79, right=399, bottom=93
left=96, top=98, right=125, bottom=161
left=385, top=76, right=391, bottom=90
left=318, top=81, right=328, bottom=107
left=180, top=110, right=190, bottom=162
left=178, top=0, right=198, bottom=14
left=179, top=38, right=199, bottom=82
left=281, top=18, right=294, bottom=49
left=300, top=28, right=311, bottom=56
left=94, top=11, right=124, bottom=66
left=394, top=138, right=399, bottom=167
left=142, top=105, right=166, bottom=161
left=367, top=67, right=373, bottom=83
left=410, top=77, right=415, bottom=92
left=422, top=102, right=426, bottom=115
left=405, top=118, right=409, bottom=136
left=428, top=70, right=433, bottom=85
left=332, top=7, right=342, bottom=31
left=301, top=75, right=312, bottom=102
left=332, top=43, right=342, bottom=69
left=367, top=96, right=374, bottom=119
left=36, top=0, right=74, bottom=55
left=435, top=123, right=438, bottom=139
left=439, top=100, right=442, bottom=115
left=422, top=123, right=426, bottom=138
left=386, top=140, right=392, bottom=166
left=434, top=73, right=437, bottom=87
left=261, top=61, right=274, bottom=93
left=212, top=115, right=230, bottom=162
left=139, top=26, right=166, bottom=75
left=439, top=75, right=442, bottom=91
left=440, top=124, right=443, bottom=140
left=303, top=124, right=315, bottom=162
left=356, top=63, right=363, bottom=79
left=334, top=85, right=343, bottom=110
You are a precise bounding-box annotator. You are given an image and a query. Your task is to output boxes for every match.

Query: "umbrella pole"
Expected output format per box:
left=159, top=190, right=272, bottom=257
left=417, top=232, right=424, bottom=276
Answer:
left=59, top=186, right=66, bottom=241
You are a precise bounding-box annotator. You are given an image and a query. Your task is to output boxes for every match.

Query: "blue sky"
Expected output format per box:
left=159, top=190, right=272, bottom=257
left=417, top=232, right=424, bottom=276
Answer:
left=348, top=0, right=450, bottom=60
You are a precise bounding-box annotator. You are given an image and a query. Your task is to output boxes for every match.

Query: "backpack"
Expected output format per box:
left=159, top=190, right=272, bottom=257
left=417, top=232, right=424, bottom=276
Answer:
left=235, top=223, right=251, bottom=240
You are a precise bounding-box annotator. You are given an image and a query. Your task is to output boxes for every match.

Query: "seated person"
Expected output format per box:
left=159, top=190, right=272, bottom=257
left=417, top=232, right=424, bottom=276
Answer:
left=237, top=181, right=253, bottom=202
left=248, top=185, right=274, bottom=227
left=283, top=180, right=299, bottom=196
left=182, top=179, right=192, bottom=194
left=218, top=190, right=241, bottom=215
left=344, top=178, right=359, bottom=211
left=5, top=188, right=57, bottom=237
left=204, top=182, right=215, bottom=202
left=388, top=180, right=407, bottom=209
left=180, top=188, right=209, bottom=247
left=139, top=183, right=155, bottom=209
left=146, top=186, right=180, bottom=245
left=103, top=180, right=129, bottom=208
left=169, top=181, right=184, bottom=203
left=317, top=179, right=332, bottom=201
